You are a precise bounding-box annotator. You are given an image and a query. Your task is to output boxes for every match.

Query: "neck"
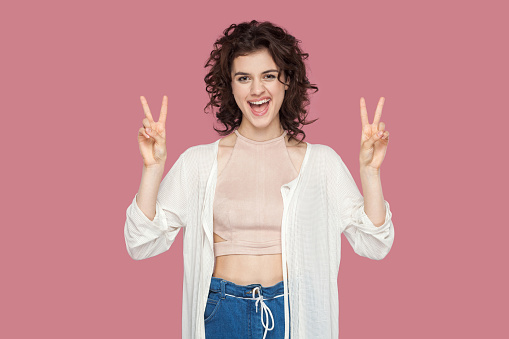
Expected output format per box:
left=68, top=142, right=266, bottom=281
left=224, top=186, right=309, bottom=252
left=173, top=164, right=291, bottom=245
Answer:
left=236, top=125, right=285, bottom=142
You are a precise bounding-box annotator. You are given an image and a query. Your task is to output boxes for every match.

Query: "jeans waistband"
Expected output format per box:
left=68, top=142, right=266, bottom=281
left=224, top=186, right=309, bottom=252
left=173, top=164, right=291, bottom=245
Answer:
left=209, top=276, right=288, bottom=339
left=209, top=276, right=287, bottom=299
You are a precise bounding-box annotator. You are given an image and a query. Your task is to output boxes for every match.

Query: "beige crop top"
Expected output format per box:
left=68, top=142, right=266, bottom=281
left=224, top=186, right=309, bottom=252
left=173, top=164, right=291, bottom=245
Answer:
left=213, top=129, right=299, bottom=257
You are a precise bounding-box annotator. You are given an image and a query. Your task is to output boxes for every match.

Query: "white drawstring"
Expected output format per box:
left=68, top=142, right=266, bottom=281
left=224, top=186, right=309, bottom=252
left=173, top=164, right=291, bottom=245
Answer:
left=222, top=288, right=287, bottom=338
left=252, top=286, right=274, bottom=339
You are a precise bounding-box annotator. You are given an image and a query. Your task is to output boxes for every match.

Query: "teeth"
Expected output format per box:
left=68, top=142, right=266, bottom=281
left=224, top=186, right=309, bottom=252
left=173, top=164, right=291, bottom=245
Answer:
left=249, top=98, right=270, bottom=105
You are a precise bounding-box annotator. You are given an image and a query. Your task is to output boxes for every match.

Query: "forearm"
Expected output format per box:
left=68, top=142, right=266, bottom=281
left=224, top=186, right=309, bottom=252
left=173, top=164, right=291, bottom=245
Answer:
left=359, top=167, right=386, bottom=227
left=136, top=164, right=165, bottom=221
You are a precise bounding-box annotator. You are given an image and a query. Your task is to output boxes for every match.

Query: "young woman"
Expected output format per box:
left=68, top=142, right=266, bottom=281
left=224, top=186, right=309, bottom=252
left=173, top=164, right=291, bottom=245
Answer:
left=125, top=20, right=394, bottom=339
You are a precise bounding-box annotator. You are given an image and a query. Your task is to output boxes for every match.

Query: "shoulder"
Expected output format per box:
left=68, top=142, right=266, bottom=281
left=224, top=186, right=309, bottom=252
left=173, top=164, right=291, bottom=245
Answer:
left=286, top=135, right=308, bottom=158
left=306, top=143, right=339, bottom=160
left=307, top=144, right=347, bottom=176
left=219, top=131, right=236, bottom=147
left=167, top=140, right=218, bottom=178
left=180, top=140, right=218, bottom=161
left=217, top=132, right=235, bottom=165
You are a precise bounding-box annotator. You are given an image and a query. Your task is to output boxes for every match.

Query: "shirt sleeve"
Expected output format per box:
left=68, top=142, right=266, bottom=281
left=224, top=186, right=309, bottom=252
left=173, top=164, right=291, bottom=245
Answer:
left=325, top=146, right=395, bottom=260
left=124, top=151, right=189, bottom=260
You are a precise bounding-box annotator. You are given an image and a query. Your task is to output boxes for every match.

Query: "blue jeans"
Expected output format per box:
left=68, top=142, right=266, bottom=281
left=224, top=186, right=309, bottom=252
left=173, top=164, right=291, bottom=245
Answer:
left=204, top=276, right=290, bottom=339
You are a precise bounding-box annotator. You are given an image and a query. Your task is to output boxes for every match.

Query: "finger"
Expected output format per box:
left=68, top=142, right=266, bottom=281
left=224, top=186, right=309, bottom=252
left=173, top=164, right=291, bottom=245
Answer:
left=142, top=118, right=157, bottom=137
left=159, top=95, right=168, bottom=125
left=141, top=117, right=157, bottom=137
left=139, top=127, right=150, bottom=139
left=373, top=97, right=385, bottom=126
left=362, top=132, right=378, bottom=150
left=147, top=127, right=165, bottom=145
left=140, top=96, right=155, bottom=122
left=375, top=129, right=389, bottom=140
left=360, top=123, right=372, bottom=145
left=142, top=117, right=151, bottom=128
left=360, top=97, right=369, bottom=128
left=378, top=121, right=386, bottom=132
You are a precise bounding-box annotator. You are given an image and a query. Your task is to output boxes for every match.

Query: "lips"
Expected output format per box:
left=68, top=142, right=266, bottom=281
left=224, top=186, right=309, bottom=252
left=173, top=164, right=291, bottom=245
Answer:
left=249, top=99, right=270, bottom=116
left=248, top=96, right=271, bottom=104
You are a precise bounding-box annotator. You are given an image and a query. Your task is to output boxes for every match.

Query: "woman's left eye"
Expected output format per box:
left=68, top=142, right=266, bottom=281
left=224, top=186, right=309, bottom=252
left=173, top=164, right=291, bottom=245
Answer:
left=237, top=74, right=275, bottom=82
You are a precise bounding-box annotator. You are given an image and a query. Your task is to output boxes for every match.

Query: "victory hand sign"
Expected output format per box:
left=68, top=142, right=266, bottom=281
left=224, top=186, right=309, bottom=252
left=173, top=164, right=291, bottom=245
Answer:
left=359, top=97, right=390, bottom=171
left=138, top=95, right=168, bottom=168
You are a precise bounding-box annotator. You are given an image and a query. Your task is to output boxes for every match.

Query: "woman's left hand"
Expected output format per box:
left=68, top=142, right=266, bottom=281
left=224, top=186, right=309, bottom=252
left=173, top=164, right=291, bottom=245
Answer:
left=359, top=97, right=390, bottom=171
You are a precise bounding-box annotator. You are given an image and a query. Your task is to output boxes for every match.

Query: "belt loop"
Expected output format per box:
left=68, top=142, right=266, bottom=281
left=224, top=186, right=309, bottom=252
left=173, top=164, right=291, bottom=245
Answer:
left=220, top=279, right=226, bottom=299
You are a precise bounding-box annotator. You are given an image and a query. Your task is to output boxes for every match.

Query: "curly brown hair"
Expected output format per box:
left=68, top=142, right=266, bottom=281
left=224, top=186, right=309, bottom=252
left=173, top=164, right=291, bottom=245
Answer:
left=203, top=20, right=319, bottom=143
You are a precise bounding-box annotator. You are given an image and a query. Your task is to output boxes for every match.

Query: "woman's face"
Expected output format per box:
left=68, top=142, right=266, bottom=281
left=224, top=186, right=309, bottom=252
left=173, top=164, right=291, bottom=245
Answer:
left=231, top=48, right=289, bottom=132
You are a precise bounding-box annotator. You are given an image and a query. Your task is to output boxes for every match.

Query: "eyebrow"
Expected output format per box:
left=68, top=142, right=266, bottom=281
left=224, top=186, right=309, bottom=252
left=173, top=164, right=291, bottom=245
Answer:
left=233, top=69, right=279, bottom=77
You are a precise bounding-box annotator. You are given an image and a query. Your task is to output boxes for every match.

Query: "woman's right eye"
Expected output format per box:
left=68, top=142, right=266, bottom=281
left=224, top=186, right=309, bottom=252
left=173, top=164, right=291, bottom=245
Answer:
left=238, top=76, right=249, bottom=82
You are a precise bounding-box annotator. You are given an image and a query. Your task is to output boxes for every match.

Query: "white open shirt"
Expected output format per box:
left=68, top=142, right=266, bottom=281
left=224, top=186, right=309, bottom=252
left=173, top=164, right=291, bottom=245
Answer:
left=124, top=139, right=395, bottom=338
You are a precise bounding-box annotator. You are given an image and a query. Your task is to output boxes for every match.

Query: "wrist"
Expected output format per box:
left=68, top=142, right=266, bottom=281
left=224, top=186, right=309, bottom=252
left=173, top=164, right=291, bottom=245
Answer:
left=360, top=166, right=380, bottom=176
left=143, top=163, right=165, bottom=173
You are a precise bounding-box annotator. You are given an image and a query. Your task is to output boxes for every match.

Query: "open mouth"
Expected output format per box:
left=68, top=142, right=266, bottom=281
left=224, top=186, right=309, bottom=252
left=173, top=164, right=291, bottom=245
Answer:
left=248, top=98, right=271, bottom=116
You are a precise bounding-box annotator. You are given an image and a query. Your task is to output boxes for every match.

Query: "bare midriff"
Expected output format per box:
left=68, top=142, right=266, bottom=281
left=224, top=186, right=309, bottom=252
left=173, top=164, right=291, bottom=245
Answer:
left=212, top=232, right=286, bottom=287
left=212, top=131, right=306, bottom=288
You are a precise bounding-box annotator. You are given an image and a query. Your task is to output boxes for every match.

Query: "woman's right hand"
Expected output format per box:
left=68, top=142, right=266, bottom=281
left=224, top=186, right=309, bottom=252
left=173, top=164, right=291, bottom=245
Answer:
left=138, top=95, right=168, bottom=168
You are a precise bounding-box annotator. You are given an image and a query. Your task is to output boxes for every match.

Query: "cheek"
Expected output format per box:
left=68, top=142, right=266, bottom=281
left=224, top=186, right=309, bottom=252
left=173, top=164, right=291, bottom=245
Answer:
left=275, top=87, right=286, bottom=104
left=231, top=88, right=242, bottom=106
left=271, top=83, right=286, bottom=97
left=232, top=85, right=247, bottom=101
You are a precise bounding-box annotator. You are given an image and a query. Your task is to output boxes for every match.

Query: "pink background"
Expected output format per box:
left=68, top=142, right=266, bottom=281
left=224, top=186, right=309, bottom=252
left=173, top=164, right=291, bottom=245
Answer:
left=2, top=0, right=507, bottom=338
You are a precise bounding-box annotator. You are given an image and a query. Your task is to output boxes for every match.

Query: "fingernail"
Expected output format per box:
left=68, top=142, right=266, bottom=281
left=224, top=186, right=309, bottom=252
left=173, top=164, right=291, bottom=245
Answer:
left=146, top=128, right=151, bottom=134
left=378, top=131, right=383, bottom=136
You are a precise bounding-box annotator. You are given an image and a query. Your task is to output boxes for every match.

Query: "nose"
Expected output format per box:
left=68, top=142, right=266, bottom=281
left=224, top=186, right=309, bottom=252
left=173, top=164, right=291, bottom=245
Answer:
left=250, top=78, right=266, bottom=96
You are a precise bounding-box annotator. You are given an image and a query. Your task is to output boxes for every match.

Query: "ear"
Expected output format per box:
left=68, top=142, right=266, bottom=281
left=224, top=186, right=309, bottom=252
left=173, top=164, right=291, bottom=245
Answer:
left=284, top=76, right=290, bottom=91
